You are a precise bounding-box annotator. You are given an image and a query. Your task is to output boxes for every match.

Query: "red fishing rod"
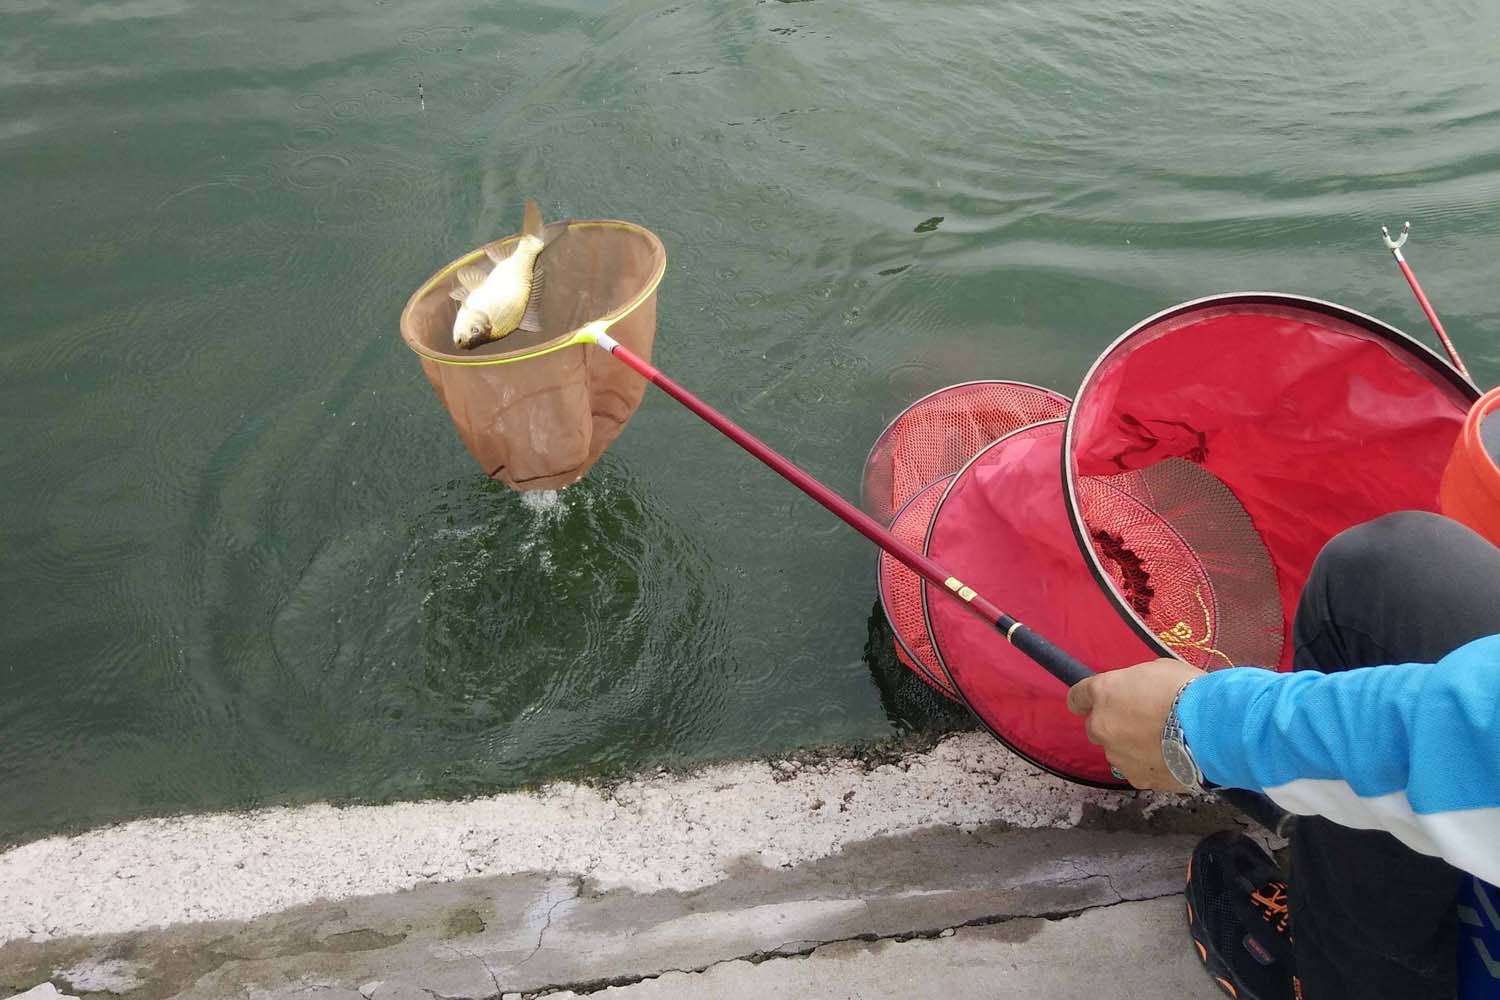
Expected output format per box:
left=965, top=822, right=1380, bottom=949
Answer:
left=590, top=327, right=1291, bottom=834
left=1381, top=222, right=1472, bottom=380
left=592, top=330, right=1091, bottom=687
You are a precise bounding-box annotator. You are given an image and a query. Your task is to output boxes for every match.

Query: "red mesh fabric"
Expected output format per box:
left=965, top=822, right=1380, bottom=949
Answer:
left=863, top=382, right=1069, bottom=525
left=1067, top=296, right=1477, bottom=670
left=879, top=476, right=958, bottom=699
left=924, top=420, right=1157, bottom=786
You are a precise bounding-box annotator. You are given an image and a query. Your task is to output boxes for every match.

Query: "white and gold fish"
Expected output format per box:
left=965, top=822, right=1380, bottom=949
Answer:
left=450, top=198, right=550, bottom=350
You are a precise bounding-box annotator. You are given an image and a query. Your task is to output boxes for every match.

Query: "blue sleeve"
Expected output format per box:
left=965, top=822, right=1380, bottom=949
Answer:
left=1175, top=634, right=1500, bottom=885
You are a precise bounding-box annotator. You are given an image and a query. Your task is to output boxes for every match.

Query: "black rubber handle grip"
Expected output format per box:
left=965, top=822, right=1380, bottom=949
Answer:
left=1004, top=621, right=1096, bottom=687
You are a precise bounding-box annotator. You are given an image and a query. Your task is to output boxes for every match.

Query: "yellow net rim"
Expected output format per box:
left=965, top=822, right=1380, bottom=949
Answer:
left=400, top=218, right=667, bottom=367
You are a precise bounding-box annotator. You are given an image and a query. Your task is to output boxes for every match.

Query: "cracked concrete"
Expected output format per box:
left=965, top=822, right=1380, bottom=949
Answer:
left=1, top=825, right=1229, bottom=999
left=531, top=895, right=1211, bottom=999
left=506, top=892, right=1191, bottom=998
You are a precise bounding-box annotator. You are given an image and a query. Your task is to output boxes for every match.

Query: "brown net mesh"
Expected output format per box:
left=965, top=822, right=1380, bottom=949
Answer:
left=400, top=219, right=666, bottom=492
left=1075, top=461, right=1282, bottom=670
left=862, top=381, right=1070, bottom=525
left=878, top=475, right=958, bottom=699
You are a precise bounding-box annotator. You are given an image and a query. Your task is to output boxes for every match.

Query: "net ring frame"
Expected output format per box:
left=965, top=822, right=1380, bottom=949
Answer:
left=1059, top=291, right=1481, bottom=664
left=399, top=218, right=667, bottom=368
left=865, top=380, right=1072, bottom=699
left=860, top=379, right=1072, bottom=521
left=876, top=472, right=961, bottom=697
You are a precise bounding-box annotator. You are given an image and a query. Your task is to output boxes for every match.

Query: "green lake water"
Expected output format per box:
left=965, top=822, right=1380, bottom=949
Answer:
left=3, top=0, right=1498, bottom=842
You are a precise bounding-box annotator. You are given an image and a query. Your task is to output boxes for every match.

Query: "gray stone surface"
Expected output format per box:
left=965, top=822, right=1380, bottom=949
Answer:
left=544, top=896, right=1213, bottom=999
left=52, top=957, right=144, bottom=994
left=0, top=824, right=1225, bottom=1000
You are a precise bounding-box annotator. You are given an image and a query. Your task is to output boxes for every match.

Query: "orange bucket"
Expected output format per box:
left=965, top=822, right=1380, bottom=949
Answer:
left=1440, top=386, right=1500, bottom=546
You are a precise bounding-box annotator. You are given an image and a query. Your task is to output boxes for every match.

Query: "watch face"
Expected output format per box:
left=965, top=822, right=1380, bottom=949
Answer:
left=1163, top=740, right=1199, bottom=788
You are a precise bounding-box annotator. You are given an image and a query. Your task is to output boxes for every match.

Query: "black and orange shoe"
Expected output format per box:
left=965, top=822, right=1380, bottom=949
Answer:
left=1185, top=831, right=1298, bottom=1000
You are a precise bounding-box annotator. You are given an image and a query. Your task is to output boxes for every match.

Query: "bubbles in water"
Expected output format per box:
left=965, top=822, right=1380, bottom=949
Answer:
left=520, top=488, right=564, bottom=516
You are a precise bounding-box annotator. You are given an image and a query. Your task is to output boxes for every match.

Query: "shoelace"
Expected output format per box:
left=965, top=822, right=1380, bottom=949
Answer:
left=1244, top=878, right=1291, bottom=937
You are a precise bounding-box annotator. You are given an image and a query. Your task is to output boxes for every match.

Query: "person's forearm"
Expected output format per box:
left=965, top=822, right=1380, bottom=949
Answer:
left=1176, top=635, right=1500, bottom=884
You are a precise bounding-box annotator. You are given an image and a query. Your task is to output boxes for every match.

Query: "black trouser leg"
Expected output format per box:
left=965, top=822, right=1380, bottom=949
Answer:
left=1288, top=511, right=1500, bottom=999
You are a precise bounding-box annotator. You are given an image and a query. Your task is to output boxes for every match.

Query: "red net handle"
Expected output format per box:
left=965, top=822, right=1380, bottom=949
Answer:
left=595, top=333, right=1284, bottom=829
left=599, top=334, right=1095, bottom=688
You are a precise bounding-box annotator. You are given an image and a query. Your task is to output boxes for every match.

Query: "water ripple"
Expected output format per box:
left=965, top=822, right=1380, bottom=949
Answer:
left=6, top=0, right=1500, bottom=840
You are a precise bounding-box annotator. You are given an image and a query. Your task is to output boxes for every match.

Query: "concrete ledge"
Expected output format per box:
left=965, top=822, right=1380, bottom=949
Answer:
left=1, top=734, right=1245, bottom=999
left=0, top=734, right=1189, bottom=945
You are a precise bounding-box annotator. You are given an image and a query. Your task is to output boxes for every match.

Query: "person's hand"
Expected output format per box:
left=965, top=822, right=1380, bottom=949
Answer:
left=1066, top=658, right=1206, bottom=791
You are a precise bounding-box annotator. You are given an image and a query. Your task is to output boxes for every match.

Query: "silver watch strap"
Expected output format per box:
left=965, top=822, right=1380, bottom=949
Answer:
left=1164, top=679, right=1210, bottom=792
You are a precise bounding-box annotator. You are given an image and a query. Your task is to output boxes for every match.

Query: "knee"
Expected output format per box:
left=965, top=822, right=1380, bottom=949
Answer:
left=1310, top=511, right=1465, bottom=589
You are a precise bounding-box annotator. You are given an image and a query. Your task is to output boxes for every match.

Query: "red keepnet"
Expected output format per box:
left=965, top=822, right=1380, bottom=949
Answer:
left=873, top=294, right=1476, bottom=786
left=1064, top=295, right=1477, bottom=673
left=880, top=475, right=958, bottom=696
left=923, top=420, right=1160, bottom=786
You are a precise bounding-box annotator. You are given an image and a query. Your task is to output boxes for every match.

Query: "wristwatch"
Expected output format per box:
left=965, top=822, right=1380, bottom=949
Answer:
left=1161, top=680, right=1214, bottom=794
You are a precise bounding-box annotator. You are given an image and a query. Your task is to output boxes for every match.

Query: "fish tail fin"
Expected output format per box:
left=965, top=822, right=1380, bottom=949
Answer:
left=521, top=198, right=543, bottom=239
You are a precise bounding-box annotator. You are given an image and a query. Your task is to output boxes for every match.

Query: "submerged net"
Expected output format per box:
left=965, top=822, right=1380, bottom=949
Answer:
left=400, top=219, right=666, bottom=492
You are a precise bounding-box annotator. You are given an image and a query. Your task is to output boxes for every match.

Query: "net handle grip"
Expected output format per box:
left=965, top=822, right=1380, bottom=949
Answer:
left=999, top=619, right=1095, bottom=687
